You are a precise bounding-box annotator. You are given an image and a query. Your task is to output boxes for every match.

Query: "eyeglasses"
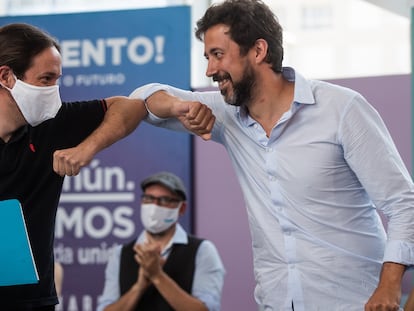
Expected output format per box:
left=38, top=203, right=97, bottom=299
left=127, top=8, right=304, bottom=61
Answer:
left=141, top=194, right=182, bottom=207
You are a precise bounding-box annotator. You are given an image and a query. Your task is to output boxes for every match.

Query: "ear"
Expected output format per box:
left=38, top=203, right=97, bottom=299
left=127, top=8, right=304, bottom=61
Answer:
left=253, top=39, right=268, bottom=64
left=179, top=201, right=187, bottom=216
left=0, top=65, right=14, bottom=88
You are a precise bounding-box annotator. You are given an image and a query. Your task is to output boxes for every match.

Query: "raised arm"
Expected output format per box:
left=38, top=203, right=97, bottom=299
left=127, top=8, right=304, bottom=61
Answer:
left=53, top=96, right=146, bottom=176
left=145, top=90, right=215, bottom=141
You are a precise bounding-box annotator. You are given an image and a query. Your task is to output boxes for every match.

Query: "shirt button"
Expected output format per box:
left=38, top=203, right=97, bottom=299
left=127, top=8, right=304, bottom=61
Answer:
left=290, top=264, right=295, bottom=269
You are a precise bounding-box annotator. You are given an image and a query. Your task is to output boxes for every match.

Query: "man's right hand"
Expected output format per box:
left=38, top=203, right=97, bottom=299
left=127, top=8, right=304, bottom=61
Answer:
left=145, top=91, right=215, bottom=141
left=172, top=100, right=215, bottom=141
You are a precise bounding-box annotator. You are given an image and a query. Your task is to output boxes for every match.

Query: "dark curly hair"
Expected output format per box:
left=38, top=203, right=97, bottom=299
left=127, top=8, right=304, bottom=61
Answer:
left=195, top=0, right=283, bottom=73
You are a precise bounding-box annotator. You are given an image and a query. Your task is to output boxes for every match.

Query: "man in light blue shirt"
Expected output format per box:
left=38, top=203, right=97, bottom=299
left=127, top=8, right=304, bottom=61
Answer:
left=97, top=172, right=225, bottom=311
left=129, top=0, right=414, bottom=310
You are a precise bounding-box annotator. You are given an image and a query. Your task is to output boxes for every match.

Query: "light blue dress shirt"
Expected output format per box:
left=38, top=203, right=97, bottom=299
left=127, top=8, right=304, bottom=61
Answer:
left=97, top=224, right=225, bottom=311
left=130, top=67, right=414, bottom=311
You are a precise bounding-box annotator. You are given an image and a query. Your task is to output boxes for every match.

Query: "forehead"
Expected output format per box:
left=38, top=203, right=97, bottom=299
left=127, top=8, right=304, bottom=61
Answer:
left=26, top=46, right=62, bottom=76
left=144, top=183, right=175, bottom=196
left=204, top=24, right=237, bottom=52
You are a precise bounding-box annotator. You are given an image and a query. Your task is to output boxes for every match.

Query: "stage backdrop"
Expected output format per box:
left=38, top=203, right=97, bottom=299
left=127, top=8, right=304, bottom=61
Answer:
left=0, top=7, right=192, bottom=311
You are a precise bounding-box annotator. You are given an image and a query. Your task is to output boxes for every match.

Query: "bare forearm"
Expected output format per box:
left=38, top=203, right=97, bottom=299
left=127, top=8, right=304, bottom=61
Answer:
left=405, top=288, right=414, bottom=311
left=145, top=91, right=214, bottom=140
left=52, top=97, right=146, bottom=176
left=145, top=91, right=186, bottom=118
left=379, top=262, right=406, bottom=285
left=103, top=283, right=144, bottom=311
left=365, top=262, right=406, bottom=310
left=79, top=97, right=146, bottom=157
left=151, top=271, right=208, bottom=311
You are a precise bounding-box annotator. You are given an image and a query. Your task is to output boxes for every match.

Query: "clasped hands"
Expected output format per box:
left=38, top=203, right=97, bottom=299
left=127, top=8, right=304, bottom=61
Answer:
left=134, top=242, right=166, bottom=290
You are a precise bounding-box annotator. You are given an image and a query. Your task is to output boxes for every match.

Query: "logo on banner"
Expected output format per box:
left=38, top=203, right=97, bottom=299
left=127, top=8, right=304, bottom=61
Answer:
left=60, top=35, right=165, bottom=87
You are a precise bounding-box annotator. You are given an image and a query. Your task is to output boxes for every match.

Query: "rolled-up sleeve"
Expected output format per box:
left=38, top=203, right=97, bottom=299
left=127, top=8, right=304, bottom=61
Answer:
left=193, top=240, right=226, bottom=311
left=96, top=245, right=122, bottom=311
left=340, top=95, right=414, bottom=267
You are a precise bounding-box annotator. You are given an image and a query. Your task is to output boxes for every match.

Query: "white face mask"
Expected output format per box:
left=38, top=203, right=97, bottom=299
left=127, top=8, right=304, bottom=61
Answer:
left=2, top=77, right=62, bottom=126
left=141, top=203, right=181, bottom=234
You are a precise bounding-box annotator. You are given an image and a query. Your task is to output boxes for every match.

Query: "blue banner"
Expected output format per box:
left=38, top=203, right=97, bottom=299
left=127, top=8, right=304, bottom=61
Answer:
left=0, top=7, right=192, bottom=310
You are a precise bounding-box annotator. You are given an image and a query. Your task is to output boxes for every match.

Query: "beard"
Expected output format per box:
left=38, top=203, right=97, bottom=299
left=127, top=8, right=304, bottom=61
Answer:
left=214, top=64, right=256, bottom=107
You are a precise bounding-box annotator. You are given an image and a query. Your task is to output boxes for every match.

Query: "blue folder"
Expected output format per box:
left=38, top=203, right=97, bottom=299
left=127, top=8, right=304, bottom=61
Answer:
left=0, top=199, right=39, bottom=286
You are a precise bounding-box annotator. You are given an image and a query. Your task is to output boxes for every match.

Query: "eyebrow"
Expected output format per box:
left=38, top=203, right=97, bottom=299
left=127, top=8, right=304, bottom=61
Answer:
left=39, top=71, right=62, bottom=79
left=205, top=47, right=222, bottom=57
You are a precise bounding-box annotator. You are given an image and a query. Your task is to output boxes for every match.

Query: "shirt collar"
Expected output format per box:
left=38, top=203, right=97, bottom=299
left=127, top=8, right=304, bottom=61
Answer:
left=137, top=223, right=188, bottom=253
left=284, top=67, right=315, bottom=106
left=239, top=67, right=315, bottom=127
